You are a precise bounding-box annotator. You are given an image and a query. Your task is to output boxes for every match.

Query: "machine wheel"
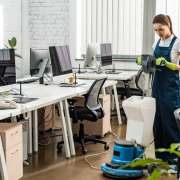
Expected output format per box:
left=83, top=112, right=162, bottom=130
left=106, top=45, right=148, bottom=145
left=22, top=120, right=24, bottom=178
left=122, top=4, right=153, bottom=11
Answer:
left=104, top=144, right=109, bottom=151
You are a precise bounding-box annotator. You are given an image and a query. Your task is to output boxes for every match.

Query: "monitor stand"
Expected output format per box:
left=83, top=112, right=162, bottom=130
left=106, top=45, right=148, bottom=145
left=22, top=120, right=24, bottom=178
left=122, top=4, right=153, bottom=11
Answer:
left=105, top=63, right=120, bottom=74
left=58, top=73, right=86, bottom=87
left=94, top=63, right=103, bottom=74
left=77, top=64, right=87, bottom=74
left=105, top=70, right=120, bottom=74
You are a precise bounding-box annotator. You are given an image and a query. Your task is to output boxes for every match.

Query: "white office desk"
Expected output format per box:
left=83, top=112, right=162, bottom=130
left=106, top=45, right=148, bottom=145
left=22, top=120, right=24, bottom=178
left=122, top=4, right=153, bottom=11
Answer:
left=0, top=79, right=117, bottom=159
left=76, top=70, right=138, bottom=81
left=0, top=83, right=87, bottom=158
left=76, top=70, right=138, bottom=124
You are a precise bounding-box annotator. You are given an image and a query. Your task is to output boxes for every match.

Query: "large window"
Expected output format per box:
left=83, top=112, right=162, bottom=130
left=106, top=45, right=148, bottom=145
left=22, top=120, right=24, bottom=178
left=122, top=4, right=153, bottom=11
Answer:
left=0, top=5, right=3, bottom=48
left=156, top=0, right=180, bottom=38
left=77, top=0, right=144, bottom=56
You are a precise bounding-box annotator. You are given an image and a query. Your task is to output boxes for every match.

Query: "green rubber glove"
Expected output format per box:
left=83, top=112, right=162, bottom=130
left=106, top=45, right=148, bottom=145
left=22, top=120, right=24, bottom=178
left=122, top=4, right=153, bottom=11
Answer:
left=136, top=56, right=142, bottom=65
left=155, top=57, right=166, bottom=66
left=156, top=57, right=177, bottom=71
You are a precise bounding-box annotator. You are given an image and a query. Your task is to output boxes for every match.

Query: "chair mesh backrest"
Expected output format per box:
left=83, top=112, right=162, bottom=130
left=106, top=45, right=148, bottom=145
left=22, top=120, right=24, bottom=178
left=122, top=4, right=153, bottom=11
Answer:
left=135, top=68, right=143, bottom=92
left=85, top=78, right=106, bottom=110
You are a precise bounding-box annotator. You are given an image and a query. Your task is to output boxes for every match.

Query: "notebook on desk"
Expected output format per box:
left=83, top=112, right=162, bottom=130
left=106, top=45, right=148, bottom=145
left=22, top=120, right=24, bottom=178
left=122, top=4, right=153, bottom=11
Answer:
left=16, top=76, right=39, bottom=83
left=105, top=70, right=121, bottom=74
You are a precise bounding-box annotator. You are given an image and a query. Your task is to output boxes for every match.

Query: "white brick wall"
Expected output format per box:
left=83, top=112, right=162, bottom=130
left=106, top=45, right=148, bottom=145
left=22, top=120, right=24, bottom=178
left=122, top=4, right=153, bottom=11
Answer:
left=29, top=0, right=69, bottom=49
left=1, top=0, right=22, bottom=77
left=1, top=0, right=71, bottom=76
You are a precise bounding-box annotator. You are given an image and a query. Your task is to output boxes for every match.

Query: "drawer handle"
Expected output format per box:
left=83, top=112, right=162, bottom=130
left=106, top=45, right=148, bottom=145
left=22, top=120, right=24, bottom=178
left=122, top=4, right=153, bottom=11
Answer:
left=10, top=131, right=18, bottom=137
left=11, top=149, right=19, bottom=155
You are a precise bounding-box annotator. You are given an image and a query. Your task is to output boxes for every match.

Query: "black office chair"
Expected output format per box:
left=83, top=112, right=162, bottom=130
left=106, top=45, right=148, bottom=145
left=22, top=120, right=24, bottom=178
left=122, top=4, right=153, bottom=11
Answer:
left=57, top=78, right=109, bottom=154
left=114, top=68, right=144, bottom=100
left=111, top=68, right=143, bottom=119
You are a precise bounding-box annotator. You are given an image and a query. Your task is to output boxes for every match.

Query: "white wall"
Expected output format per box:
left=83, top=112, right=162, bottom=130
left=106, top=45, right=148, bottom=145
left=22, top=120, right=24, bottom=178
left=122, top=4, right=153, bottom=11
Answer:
left=69, top=0, right=77, bottom=64
left=29, top=0, right=69, bottom=49
left=0, top=0, right=22, bottom=77
left=3, top=0, right=173, bottom=76
left=0, top=5, right=3, bottom=48
left=1, top=0, right=22, bottom=51
left=156, top=0, right=180, bottom=38
left=0, top=0, right=71, bottom=77
left=78, top=0, right=144, bottom=56
left=142, top=0, right=156, bottom=54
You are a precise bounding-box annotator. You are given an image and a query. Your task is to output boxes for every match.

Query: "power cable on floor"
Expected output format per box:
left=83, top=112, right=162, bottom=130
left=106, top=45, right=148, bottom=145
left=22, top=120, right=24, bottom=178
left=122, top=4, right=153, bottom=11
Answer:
left=83, top=131, right=119, bottom=170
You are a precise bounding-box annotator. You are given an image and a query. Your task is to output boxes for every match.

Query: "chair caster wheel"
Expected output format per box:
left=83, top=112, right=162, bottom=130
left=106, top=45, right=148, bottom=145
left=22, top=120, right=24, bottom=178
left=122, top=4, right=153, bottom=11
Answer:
left=57, top=142, right=63, bottom=151
left=104, top=144, right=109, bottom=151
left=82, top=149, right=88, bottom=155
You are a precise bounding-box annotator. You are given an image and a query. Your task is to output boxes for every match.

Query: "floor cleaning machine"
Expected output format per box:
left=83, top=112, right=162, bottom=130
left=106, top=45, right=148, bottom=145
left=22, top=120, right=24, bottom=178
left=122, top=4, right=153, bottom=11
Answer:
left=101, top=55, right=164, bottom=179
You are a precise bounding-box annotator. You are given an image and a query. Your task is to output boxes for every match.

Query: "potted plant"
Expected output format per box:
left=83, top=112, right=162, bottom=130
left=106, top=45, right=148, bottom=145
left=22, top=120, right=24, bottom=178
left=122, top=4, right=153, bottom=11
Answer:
left=4, top=37, right=22, bottom=59
left=121, top=143, right=180, bottom=180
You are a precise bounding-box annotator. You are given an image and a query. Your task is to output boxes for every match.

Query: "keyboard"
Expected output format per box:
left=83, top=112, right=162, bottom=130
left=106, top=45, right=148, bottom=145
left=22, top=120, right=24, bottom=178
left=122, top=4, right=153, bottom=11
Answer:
left=16, top=76, right=39, bottom=83
left=105, top=71, right=121, bottom=74
left=88, top=70, right=103, bottom=74
left=58, top=82, right=86, bottom=87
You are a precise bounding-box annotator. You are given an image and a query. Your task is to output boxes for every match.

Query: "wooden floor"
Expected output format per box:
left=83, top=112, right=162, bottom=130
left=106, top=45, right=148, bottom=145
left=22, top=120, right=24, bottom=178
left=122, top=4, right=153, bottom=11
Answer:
left=21, top=117, right=176, bottom=180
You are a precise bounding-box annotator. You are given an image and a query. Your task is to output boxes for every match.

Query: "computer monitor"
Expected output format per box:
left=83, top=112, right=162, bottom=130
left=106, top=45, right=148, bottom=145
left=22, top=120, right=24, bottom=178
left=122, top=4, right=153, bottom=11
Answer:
left=0, top=49, right=16, bottom=86
left=100, top=43, right=112, bottom=67
left=30, top=48, right=51, bottom=78
left=49, top=45, right=73, bottom=76
left=83, top=44, right=98, bottom=68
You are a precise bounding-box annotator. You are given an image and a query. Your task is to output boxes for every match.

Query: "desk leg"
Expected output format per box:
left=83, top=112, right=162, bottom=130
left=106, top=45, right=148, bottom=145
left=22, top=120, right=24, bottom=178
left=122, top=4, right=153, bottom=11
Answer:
left=64, top=100, right=76, bottom=156
left=113, top=84, right=122, bottom=125
left=33, top=110, right=38, bottom=152
left=27, top=112, right=33, bottom=154
left=57, top=101, right=71, bottom=158
left=111, top=95, right=115, bottom=111
left=102, top=87, right=106, bottom=95
left=0, top=136, right=8, bottom=180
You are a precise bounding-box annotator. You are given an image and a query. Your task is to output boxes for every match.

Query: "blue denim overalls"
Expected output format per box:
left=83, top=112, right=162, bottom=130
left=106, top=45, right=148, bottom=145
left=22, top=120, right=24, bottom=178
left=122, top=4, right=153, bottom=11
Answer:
left=152, top=36, right=180, bottom=162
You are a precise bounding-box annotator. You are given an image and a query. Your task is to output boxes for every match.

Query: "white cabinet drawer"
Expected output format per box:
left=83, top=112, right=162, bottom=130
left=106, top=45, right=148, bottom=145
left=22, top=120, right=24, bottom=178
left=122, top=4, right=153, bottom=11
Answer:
left=6, top=143, right=23, bottom=180
left=0, top=123, right=22, bottom=150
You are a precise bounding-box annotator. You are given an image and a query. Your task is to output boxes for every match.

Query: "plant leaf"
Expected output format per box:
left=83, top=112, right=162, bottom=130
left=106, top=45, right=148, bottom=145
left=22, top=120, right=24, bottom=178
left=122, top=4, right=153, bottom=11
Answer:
left=156, top=144, right=180, bottom=157
left=8, top=37, right=16, bottom=48
left=170, top=143, right=180, bottom=151
left=148, top=169, right=161, bottom=180
left=122, top=158, right=169, bottom=170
